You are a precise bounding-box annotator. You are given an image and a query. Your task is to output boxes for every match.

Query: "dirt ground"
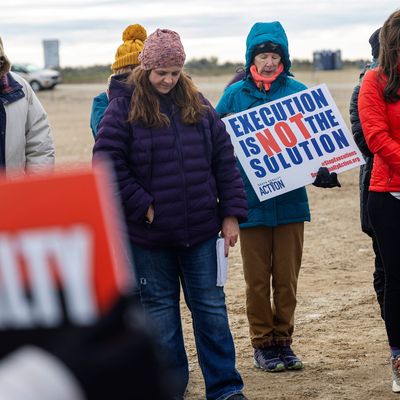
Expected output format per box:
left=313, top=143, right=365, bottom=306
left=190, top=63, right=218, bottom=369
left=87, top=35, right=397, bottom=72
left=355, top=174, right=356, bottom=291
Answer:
left=37, top=69, right=393, bottom=399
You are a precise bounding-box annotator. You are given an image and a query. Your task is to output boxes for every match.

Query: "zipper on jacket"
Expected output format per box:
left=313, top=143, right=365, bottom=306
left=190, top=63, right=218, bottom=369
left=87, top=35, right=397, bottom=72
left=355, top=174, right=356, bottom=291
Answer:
left=171, top=112, right=190, bottom=246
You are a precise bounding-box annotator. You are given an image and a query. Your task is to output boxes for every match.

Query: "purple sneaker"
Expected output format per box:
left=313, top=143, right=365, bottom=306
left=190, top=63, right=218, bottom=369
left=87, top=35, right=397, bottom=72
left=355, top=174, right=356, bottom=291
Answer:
left=279, top=346, right=304, bottom=370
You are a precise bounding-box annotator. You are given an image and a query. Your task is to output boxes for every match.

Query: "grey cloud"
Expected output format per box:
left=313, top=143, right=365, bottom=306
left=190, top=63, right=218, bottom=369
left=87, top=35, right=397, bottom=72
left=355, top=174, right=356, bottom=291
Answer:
left=1, top=13, right=246, bottom=43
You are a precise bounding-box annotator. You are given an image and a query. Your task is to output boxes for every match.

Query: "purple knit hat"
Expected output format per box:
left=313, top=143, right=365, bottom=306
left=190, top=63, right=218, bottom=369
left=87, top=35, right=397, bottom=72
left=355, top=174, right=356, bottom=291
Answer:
left=139, top=28, right=186, bottom=70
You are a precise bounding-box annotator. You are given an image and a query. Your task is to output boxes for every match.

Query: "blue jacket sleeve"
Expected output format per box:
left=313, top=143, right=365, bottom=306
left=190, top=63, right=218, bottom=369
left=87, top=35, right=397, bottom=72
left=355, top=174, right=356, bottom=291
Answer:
left=90, top=92, right=109, bottom=138
left=215, top=90, right=232, bottom=117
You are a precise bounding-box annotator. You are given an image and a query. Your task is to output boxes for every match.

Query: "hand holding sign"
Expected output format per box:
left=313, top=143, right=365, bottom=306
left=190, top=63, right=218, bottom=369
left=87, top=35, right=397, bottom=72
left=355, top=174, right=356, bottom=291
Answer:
left=312, top=167, right=341, bottom=188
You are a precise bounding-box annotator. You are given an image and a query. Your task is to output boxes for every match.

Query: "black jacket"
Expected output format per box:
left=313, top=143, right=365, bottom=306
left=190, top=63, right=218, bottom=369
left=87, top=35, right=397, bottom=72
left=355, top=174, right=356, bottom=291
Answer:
left=349, top=64, right=373, bottom=235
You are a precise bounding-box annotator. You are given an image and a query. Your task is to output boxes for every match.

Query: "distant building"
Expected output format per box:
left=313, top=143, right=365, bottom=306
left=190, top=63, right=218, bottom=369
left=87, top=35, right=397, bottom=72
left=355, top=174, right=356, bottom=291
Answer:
left=43, top=39, right=60, bottom=69
left=313, top=50, right=342, bottom=70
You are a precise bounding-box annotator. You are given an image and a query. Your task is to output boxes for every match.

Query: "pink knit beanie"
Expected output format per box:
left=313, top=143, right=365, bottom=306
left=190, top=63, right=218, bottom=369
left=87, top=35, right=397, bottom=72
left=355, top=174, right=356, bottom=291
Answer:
left=139, top=29, right=186, bottom=70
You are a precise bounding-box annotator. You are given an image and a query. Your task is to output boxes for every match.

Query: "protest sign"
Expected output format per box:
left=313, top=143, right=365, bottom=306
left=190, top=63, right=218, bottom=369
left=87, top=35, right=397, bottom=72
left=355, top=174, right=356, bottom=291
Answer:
left=222, top=83, right=364, bottom=201
left=0, top=163, right=131, bottom=330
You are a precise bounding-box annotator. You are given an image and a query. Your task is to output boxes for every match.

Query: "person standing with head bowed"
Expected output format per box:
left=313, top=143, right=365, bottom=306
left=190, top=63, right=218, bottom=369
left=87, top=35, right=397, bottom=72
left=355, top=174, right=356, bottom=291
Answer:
left=93, top=28, right=248, bottom=400
left=216, top=21, right=320, bottom=374
left=358, top=9, right=400, bottom=394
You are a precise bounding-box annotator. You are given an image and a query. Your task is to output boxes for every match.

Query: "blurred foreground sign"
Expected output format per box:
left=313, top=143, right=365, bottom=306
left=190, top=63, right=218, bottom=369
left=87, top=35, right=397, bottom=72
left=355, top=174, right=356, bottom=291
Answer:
left=0, top=164, right=131, bottom=329
left=222, top=84, right=364, bottom=201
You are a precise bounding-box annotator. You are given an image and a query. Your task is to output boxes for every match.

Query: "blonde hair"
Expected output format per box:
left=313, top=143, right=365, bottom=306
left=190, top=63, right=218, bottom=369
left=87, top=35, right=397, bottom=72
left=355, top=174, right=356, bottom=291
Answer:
left=113, top=65, right=137, bottom=75
left=127, top=68, right=209, bottom=128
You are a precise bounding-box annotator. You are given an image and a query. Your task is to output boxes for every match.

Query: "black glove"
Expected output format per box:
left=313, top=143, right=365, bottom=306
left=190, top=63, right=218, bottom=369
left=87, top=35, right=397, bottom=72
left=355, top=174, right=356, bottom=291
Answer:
left=44, top=293, right=174, bottom=400
left=312, top=167, right=341, bottom=188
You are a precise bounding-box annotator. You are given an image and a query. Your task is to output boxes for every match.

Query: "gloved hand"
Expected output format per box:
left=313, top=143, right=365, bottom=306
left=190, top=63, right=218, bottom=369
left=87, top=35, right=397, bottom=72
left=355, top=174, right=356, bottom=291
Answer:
left=43, top=292, right=174, bottom=400
left=312, top=167, right=341, bottom=188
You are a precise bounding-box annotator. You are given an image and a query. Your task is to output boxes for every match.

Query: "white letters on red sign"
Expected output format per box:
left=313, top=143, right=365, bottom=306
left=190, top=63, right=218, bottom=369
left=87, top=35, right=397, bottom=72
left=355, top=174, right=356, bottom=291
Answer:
left=0, top=225, right=97, bottom=329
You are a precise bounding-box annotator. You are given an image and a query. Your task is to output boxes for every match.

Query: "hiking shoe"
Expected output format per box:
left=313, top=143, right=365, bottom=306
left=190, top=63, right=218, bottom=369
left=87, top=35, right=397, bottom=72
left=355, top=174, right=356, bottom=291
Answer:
left=391, top=355, right=400, bottom=393
left=226, top=394, right=248, bottom=400
left=279, top=346, right=304, bottom=370
left=254, top=347, right=285, bottom=372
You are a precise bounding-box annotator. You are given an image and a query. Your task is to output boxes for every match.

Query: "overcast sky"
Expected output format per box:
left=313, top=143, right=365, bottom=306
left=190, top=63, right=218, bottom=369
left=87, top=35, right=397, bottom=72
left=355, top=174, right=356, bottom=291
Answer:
left=1, top=0, right=399, bottom=68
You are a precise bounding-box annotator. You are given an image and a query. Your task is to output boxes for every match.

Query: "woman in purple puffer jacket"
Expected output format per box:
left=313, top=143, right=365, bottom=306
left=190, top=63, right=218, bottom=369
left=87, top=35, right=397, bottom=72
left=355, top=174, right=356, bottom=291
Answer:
left=93, top=28, right=248, bottom=400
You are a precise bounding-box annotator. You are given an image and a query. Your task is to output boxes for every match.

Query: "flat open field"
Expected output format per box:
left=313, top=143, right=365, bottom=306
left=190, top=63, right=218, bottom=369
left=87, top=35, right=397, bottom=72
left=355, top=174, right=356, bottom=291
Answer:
left=37, top=68, right=392, bottom=399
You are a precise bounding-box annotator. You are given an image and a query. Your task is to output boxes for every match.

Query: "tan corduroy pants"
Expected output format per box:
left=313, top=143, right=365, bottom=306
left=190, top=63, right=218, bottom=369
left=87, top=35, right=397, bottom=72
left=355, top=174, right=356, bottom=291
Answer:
left=239, top=222, right=304, bottom=349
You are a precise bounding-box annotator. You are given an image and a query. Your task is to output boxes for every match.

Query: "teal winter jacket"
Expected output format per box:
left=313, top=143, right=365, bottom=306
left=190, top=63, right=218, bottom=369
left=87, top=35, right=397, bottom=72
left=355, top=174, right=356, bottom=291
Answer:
left=216, top=21, right=310, bottom=228
left=90, top=91, right=109, bottom=138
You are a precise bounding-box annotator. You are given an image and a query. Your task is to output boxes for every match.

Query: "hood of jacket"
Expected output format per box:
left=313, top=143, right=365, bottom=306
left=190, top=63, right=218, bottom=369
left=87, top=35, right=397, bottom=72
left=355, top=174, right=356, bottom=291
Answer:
left=108, top=72, right=133, bottom=102
left=245, top=21, right=292, bottom=76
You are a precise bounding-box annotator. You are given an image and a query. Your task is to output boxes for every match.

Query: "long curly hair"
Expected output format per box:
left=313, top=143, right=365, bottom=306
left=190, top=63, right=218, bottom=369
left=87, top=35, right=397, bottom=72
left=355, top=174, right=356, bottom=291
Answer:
left=379, top=9, right=400, bottom=103
left=127, top=68, right=209, bottom=128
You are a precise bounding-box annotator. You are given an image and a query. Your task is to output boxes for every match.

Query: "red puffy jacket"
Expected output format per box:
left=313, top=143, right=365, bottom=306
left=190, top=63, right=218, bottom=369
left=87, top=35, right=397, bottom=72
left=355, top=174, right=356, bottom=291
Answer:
left=359, top=68, right=400, bottom=192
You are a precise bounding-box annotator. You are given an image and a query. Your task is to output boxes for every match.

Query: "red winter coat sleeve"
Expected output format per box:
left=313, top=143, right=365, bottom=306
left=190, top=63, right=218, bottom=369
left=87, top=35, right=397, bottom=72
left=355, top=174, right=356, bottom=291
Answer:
left=358, top=69, right=400, bottom=191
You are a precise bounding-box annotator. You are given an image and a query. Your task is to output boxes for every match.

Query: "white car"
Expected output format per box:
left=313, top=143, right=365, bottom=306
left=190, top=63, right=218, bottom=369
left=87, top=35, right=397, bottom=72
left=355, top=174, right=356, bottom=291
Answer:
left=10, top=63, right=61, bottom=91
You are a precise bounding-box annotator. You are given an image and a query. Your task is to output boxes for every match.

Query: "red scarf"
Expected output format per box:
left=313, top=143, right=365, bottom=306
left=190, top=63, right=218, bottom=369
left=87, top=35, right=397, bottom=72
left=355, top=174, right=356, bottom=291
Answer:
left=0, top=73, right=12, bottom=94
left=250, top=63, right=284, bottom=91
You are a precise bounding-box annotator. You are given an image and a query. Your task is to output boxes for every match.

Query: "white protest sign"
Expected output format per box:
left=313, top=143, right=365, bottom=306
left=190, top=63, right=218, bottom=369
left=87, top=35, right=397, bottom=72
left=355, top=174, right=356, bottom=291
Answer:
left=222, top=84, right=364, bottom=201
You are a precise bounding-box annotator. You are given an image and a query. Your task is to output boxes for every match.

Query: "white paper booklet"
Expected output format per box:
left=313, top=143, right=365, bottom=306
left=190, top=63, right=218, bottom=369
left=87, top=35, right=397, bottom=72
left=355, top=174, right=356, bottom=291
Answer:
left=216, top=237, right=228, bottom=287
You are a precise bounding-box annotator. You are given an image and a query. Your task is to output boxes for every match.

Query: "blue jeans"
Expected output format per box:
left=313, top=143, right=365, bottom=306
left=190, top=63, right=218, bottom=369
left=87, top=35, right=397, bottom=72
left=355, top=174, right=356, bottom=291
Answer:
left=131, top=236, right=243, bottom=400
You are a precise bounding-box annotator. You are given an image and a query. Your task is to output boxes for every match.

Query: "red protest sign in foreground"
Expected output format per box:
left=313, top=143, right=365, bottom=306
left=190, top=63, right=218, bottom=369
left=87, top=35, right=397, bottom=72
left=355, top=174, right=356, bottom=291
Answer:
left=0, top=163, right=132, bottom=329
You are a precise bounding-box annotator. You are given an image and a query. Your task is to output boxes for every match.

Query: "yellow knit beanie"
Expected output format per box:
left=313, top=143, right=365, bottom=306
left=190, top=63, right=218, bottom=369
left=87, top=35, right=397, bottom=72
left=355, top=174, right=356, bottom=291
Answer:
left=112, top=24, right=147, bottom=72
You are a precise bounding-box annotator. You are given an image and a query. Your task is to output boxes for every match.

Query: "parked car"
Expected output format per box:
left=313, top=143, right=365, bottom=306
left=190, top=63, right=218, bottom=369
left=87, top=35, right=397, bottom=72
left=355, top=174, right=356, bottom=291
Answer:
left=10, top=63, right=61, bottom=91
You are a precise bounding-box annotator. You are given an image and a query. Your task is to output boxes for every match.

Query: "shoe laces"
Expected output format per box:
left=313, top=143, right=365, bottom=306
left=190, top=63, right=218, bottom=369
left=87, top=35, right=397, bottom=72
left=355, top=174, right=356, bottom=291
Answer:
left=280, top=346, right=295, bottom=357
left=256, top=347, right=279, bottom=361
